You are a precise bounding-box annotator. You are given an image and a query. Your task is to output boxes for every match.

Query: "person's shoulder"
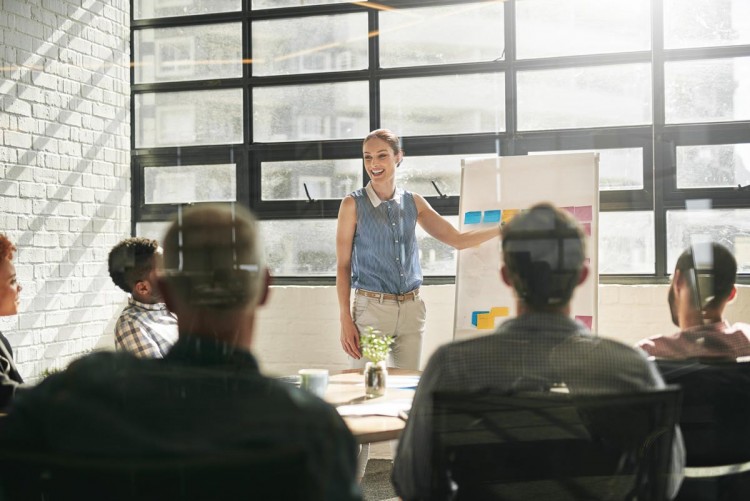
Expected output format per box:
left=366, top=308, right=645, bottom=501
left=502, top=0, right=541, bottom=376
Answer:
left=554, top=332, right=654, bottom=373
left=729, top=322, right=750, bottom=335
left=117, top=301, right=144, bottom=321
left=262, top=377, right=352, bottom=432
left=28, top=351, right=144, bottom=399
left=420, top=335, right=486, bottom=377
left=634, top=332, right=670, bottom=353
left=64, top=350, right=144, bottom=377
left=349, top=187, right=366, bottom=199
left=407, top=190, right=425, bottom=206
left=586, top=333, right=651, bottom=358
left=0, top=331, right=11, bottom=352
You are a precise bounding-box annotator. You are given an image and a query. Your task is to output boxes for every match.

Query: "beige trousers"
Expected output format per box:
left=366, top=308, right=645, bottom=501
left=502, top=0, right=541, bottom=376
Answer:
left=350, top=293, right=427, bottom=371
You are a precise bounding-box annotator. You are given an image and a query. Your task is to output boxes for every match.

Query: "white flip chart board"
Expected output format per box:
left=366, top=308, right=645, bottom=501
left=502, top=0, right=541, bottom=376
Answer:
left=453, top=153, right=599, bottom=341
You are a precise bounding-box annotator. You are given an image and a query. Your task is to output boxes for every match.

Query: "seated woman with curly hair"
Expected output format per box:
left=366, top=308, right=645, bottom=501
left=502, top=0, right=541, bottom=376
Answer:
left=0, top=233, right=24, bottom=410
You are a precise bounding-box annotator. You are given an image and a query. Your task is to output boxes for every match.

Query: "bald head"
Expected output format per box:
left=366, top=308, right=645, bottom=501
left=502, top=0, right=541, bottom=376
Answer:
left=160, top=204, right=266, bottom=311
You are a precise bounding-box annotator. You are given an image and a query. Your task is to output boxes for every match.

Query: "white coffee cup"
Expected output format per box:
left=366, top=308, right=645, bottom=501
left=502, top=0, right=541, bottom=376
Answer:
left=298, top=369, right=329, bottom=398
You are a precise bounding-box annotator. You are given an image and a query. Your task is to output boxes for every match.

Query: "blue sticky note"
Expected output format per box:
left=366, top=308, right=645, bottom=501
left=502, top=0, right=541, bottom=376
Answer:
left=471, top=310, right=490, bottom=327
left=464, top=211, right=482, bottom=225
left=483, top=210, right=501, bottom=223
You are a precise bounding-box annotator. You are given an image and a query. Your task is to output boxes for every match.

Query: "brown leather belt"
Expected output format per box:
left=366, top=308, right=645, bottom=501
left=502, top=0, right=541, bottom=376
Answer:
left=356, top=288, right=420, bottom=302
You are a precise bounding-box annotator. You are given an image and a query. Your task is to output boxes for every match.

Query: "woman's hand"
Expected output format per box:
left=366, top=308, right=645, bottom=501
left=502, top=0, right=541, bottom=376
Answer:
left=340, top=318, right=361, bottom=359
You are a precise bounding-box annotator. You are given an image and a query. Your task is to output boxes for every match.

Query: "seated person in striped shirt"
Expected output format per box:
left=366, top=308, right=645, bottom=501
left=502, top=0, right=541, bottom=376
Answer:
left=637, top=242, right=750, bottom=360
left=108, top=237, right=178, bottom=358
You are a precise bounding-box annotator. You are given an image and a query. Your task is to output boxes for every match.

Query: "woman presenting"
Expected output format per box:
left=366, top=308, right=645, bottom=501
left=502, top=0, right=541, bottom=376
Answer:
left=336, top=129, right=500, bottom=370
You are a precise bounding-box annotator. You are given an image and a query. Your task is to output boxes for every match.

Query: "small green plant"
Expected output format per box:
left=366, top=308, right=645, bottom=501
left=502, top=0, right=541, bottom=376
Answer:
left=41, top=367, right=61, bottom=379
left=360, top=326, right=394, bottom=363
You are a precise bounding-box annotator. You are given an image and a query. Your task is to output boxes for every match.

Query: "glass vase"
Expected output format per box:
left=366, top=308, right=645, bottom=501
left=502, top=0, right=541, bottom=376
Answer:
left=364, top=361, right=388, bottom=398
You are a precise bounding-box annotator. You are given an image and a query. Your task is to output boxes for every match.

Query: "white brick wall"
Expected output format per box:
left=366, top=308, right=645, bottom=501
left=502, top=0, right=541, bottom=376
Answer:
left=254, top=284, right=750, bottom=375
left=0, top=0, right=130, bottom=382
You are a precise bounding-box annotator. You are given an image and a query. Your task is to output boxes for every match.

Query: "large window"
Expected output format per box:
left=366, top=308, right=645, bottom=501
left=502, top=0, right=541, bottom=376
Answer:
left=131, top=0, right=750, bottom=283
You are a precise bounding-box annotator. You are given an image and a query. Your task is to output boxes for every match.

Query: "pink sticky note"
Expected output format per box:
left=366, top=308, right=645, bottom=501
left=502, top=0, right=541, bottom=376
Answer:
left=582, top=223, right=591, bottom=236
left=561, top=206, right=575, bottom=215
left=574, top=205, right=593, bottom=222
left=575, top=315, right=593, bottom=330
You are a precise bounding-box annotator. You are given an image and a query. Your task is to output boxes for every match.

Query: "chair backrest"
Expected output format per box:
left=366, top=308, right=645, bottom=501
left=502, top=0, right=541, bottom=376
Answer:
left=431, top=387, right=682, bottom=501
left=656, top=359, right=750, bottom=467
left=0, top=446, right=318, bottom=501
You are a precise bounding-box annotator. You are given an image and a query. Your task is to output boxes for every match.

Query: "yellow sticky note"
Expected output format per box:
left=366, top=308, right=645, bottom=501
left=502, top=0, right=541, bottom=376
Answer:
left=476, top=313, right=494, bottom=330
left=502, top=209, right=519, bottom=224
left=490, top=307, right=509, bottom=318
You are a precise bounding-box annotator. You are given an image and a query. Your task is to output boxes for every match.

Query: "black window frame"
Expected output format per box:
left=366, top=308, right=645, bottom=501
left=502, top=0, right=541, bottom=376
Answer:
left=130, top=0, right=750, bottom=285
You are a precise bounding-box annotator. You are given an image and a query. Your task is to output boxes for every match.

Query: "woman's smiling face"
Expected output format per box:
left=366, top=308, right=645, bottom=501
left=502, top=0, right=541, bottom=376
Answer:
left=363, top=137, right=402, bottom=184
left=0, top=258, right=21, bottom=317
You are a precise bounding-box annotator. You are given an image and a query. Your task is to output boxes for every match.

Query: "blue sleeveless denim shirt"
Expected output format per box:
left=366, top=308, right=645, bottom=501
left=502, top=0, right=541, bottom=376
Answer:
left=351, top=183, right=422, bottom=294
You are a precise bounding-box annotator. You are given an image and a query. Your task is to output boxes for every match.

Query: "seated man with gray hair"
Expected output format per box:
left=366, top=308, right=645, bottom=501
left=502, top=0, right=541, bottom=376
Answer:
left=0, top=204, right=361, bottom=501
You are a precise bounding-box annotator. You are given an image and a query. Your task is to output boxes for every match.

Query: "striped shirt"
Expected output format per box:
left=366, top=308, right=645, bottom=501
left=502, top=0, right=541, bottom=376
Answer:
left=350, top=182, right=421, bottom=294
left=114, top=297, right=179, bottom=358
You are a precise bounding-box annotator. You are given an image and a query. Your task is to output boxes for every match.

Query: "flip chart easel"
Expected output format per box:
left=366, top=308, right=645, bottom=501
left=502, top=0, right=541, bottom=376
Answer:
left=453, top=153, right=599, bottom=341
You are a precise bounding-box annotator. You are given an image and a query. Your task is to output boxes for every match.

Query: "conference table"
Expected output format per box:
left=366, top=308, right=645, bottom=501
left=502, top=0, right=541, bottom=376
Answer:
left=323, top=368, right=420, bottom=444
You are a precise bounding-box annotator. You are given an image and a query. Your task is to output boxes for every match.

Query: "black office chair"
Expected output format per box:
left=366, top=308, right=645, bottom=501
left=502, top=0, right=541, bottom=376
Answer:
left=430, top=387, right=682, bottom=501
left=0, top=446, right=319, bottom=501
left=656, top=359, right=750, bottom=501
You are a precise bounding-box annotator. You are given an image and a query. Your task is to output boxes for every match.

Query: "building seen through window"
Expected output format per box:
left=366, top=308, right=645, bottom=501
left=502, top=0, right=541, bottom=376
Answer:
left=131, top=0, right=750, bottom=281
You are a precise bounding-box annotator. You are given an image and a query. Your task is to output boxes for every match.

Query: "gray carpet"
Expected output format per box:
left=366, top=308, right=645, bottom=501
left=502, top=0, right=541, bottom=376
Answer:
left=360, top=459, right=397, bottom=501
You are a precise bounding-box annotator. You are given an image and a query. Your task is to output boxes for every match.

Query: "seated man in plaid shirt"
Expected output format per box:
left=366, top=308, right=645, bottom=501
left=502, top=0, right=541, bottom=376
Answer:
left=108, top=237, right=178, bottom=357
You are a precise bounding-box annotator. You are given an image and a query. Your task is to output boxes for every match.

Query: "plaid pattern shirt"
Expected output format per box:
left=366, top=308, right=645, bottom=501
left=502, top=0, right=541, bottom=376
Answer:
left=114, top=297, right=178, bottom=358
left=637, top=321, right=750, bottom=360
left=393, top=312, right=684, bottom=500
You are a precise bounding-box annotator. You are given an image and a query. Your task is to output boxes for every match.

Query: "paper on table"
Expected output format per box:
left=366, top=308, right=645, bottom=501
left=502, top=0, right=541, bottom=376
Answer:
left=347, top=376, right=420, bottom=389
left=386, top=376, right=420, bottom=389
left=336, top=399, right=413, bottom=418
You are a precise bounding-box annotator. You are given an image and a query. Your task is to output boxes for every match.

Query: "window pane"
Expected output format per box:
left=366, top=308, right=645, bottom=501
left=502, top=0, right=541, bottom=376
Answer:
left=379, top=2, right=504, bottom=68
left=530, top=148, right=644, bottom=190
left=253, top=82, right=369, bottom=142
left=135, top=222, right=170, bottom=243
left=516, top=0, right=650, bottom=59
left=260, top=217, right=459, bottom=277
left=677, top=144, right=750, bottom=189
left=667, top=209, right=750, bottom=273
left=261, top=220, right=337, bottom=276
left=261, top=160, right=362, bottom=200
left=135, top=24, right=242, bottom=84
left=381, top=73, right=505, bottom=136
left=398, top=154, right=496, bottom=197
left=145, top=165, right=236, bottom=204
left=252, top=14, right=368, bottom=76
left=517, top=63, right=652, bottom=131
left=135, top=89, right=243, bottom=148
left=664, top=0, right=750, bottom=49
left=417, top=216, right=459, bottom=275
left=134, top=0, right=240, bottom=19
left=600, top=211, right=655, bottom=273
left=665, top=57, right=750, bottom=124
left=252, top=0, right=354, bottom=9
